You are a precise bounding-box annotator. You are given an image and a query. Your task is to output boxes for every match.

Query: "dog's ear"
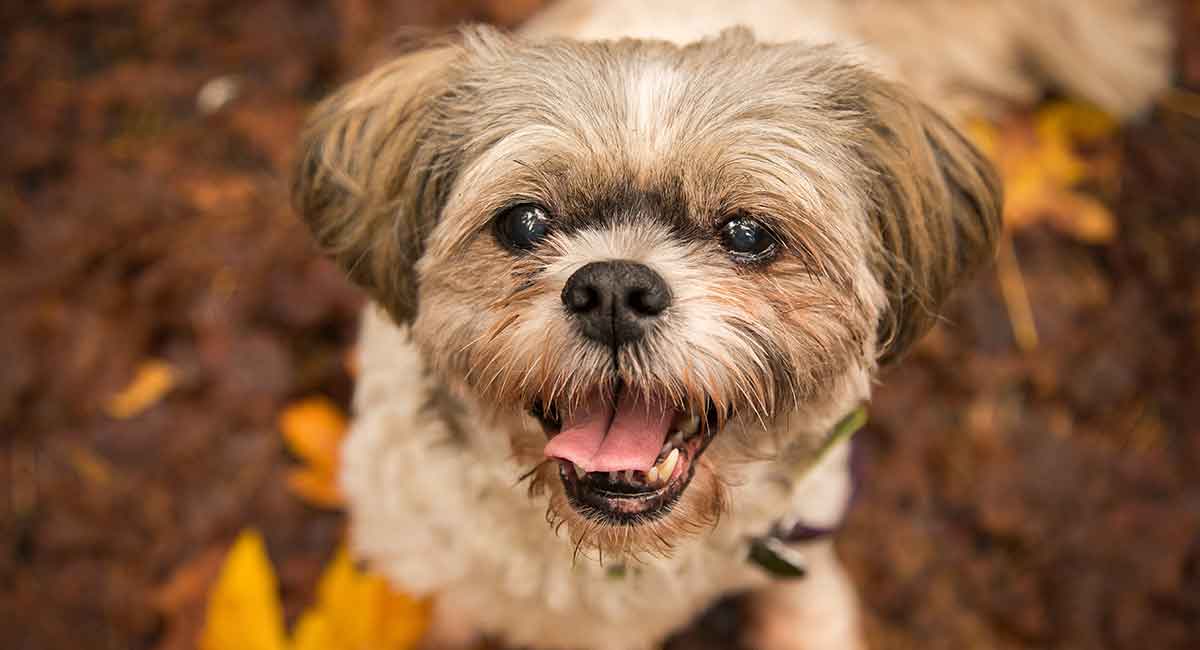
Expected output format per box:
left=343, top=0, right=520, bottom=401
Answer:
left=292, top=33, right=466, bottom=323
left=855, top=77, right=1003, bottom=363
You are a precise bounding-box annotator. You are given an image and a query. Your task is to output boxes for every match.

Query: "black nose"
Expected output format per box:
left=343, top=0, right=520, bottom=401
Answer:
left=561, top=260, right=671, bottom=346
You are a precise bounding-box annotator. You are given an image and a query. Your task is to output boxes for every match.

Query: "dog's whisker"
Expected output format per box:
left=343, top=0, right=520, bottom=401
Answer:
left=514, top=460, right=548, bottom=488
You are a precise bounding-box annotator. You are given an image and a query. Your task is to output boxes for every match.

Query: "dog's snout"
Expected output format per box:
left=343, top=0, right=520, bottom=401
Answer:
left=562, top=260, right=670, bottom=346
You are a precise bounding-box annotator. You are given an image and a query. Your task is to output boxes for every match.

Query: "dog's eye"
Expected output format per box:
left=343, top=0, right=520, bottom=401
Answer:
left=720, top=216, right=777, bottom=262
left=495, top=203, right=552, bottom=252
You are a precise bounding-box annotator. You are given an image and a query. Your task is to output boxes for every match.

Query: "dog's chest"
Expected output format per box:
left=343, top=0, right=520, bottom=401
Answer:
left=340, top=308, right=854, bottom=647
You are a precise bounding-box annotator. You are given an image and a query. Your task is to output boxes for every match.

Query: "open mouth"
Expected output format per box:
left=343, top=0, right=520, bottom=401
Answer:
left=531, top=394, right=720, bottom=524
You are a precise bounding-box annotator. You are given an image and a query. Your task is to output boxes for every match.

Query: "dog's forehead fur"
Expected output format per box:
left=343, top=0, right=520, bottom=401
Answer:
left=430, top=29, right=874, bottom=274
left=296, top=25, right=1000, bottom=365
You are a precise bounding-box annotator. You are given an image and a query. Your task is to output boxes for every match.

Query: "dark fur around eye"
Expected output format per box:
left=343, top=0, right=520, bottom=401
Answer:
left=495, top=203, right=552, bottom=252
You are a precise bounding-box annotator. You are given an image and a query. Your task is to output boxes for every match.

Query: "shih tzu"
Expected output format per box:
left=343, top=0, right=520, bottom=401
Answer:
left=292, top=1, right=1170, bottom=648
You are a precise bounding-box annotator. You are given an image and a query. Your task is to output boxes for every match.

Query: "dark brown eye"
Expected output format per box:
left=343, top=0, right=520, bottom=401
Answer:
left=495, top=203, right=551, bottom=252
left=720, top=216, right=777, bottom=261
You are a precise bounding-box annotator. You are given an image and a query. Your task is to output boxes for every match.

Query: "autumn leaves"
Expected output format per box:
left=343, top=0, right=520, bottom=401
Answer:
left=200, top=531, right=430, bottom=650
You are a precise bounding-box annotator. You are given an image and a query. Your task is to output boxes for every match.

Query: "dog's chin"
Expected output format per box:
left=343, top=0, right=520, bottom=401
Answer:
left=531, top=397, right=730, bottom=557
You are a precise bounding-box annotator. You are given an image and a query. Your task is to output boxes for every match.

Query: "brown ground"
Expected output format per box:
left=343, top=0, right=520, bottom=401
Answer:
left=2, top=2, right=1198, bottom=649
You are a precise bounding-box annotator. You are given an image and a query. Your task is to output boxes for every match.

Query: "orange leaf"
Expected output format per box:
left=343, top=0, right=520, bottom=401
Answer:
left=279, top=397, right=348, bottom=508
left=279, top=397, right=346, bottom=476
left=1043, top=191, right=1117, bottom=244
left=106, top=359, right=176, bottom=419
left=285, top=468, right=345, bottom=509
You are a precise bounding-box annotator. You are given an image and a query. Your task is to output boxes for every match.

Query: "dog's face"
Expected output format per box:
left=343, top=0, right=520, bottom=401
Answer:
left=295, top=27, right=1000, bottom=557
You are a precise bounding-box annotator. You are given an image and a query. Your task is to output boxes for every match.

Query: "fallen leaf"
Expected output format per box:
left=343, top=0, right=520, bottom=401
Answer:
left=292, top=547, right=431, bottom=650
left=279, top=397, right=346, bottom=473
left=1039, top=191, right=1118, bottom=244
left=1036, top=101, right=1118, bottom=142
left=967, top=101, right=1120, bottom=244
left=200, top=532, right=430, bottom=650
left=278, top=396, right=347, bottom=508
left=200, top=530, right=288, bottom=650
left=285, top=469, right=346, bottom=509
left=968, top=101, right=1123, bottom=352
left=182, top=174, right=257, bottom=215
left=106, top=359, right=176, bottom=419
left=64, top=443, right=114, bottom=487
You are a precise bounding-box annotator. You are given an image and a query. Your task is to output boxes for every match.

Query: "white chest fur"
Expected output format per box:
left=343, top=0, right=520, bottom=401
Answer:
left=341, top=306, right=856, bottom=649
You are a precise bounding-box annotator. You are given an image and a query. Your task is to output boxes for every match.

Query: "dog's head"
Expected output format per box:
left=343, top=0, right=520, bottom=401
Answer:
left=294, top=27, right=1000, bottom=557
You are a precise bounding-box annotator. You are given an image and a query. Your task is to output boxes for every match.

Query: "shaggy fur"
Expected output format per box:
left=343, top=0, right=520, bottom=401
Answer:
left=293, top=1, right=1171, bottom=648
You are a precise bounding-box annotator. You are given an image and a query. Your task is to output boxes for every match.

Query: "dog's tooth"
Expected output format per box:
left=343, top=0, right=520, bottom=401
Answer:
left=661, top=448, right=680, bottom=479
left=624, top=470, right=636, bottom=483
left=574, top=464, right=586, bottom=480
left=647, top=465, right=660, bottom=484
left=681, top=416, right=700, bottom=436
left=609, top=471, right=619, bottom=482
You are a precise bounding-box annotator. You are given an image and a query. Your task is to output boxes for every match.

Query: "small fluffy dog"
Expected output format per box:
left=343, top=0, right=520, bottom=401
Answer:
left=292, top=1, right=1170, bottom=648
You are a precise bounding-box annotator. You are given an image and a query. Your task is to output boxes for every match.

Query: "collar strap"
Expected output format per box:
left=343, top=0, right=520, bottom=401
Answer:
left=748, top=405, right=868, bottom=579
left=798, top=405, right=867, bottom=478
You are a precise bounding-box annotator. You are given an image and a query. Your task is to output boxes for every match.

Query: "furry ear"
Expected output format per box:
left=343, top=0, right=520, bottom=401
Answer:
left=856, top=78, right=1003, bottom=363
left=292, top=34, right=465, bottom=323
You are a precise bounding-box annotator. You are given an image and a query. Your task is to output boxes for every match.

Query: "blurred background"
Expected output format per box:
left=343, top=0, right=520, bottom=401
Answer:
left=2, top=1, right=1198, bottom=649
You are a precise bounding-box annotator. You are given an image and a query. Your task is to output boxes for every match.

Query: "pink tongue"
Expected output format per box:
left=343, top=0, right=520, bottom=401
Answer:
left=543, top=394, right=673, bottom=472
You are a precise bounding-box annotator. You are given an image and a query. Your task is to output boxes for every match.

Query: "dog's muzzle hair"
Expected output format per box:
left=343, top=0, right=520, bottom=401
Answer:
left=292, top=26, right=1002, bottom=555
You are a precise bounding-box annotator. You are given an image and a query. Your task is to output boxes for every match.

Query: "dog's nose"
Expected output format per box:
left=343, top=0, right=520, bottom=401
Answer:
left=561, top=260, right=671, bottom=346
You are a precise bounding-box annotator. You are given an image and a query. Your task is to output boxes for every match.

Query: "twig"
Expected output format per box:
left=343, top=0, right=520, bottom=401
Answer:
left=995, top=232, right=1039, bottom=352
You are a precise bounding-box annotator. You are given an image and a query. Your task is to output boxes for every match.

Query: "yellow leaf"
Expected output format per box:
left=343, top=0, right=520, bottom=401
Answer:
left=964, top=118, right=999, bottom=159
left=1034, top=135, right=1088, bottom=187
left=106, top=359, right=175, bottom=419
left=292, top=547, right=432, bottom=650
left=967, top=101, right=1120, bottom=243
left=291, top=611, right=334, bottom=650
left=200, top=530, right=288, bottom=650
left=1035, top=101, right=1117, bottom=143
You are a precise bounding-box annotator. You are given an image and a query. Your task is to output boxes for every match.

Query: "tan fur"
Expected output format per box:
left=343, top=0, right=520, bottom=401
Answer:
left=292, top=2, right=1170, bottom=648
left=293, top=42, right=462, bottom=322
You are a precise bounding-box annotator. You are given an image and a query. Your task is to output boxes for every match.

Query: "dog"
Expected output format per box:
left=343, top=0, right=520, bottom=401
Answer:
left=292, top=1, right=1170, bottom=648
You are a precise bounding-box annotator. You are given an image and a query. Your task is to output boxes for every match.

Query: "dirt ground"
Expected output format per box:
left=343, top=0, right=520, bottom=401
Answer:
left=2, top=2, right=1198, bottom=649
